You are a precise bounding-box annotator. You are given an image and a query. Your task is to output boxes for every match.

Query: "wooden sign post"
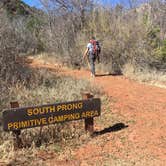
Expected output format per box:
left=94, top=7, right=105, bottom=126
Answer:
left=82, top=93, right=94, bottom=134
left=10, top=102, right=23, bottom=149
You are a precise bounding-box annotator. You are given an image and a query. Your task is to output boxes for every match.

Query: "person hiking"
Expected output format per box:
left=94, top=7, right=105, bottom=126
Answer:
left=83, top=37, right=101, bottom=77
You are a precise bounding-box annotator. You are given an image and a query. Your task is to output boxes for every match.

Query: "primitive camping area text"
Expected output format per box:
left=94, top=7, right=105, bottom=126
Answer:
left=2, top=98, right=101, bottom=131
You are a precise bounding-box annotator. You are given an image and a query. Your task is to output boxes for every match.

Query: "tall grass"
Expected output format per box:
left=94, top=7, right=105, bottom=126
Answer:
left=0, top=68, right=102, bottom=165
left=123, top=63, right=166, bottom=88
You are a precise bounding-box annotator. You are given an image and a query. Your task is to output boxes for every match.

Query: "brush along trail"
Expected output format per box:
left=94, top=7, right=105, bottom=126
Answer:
left=27, top=56, right=166, bottom=166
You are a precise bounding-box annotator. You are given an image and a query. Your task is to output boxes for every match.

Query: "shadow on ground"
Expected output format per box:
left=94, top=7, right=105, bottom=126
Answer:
left=95, top=73, right=123, bottom=77
left=93, top=123, right=128, bottom=137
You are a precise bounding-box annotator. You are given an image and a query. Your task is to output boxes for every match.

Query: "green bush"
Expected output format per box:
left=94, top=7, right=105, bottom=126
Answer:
left=155, top=39, right=166, bottom=61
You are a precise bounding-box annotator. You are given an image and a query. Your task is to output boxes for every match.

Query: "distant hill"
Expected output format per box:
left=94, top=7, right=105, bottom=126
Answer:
left=0, top=0, right=45, bottom=54
left=1, top=0, right=30, bottom=15
left=0, top=0, right=43, bottom=17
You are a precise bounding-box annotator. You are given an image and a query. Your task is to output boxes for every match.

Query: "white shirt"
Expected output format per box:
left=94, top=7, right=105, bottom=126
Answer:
left=87, top=43, right=93, bottom=53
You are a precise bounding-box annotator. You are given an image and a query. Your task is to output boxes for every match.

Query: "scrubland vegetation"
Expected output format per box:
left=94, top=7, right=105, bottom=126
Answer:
left=0, top=68, right=105, bottom=165
left=0, top=0, right=166, bottom=165
left=0, top=0, right=166, bottom=84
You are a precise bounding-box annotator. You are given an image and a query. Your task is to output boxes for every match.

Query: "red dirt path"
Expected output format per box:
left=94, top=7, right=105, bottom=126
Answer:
left=28, top=58, right=166, bottom=166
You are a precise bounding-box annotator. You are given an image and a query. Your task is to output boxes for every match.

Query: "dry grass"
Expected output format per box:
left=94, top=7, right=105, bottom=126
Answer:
left=35, top=53, right=121, bottom=75
left=122, top=63, right=166, bottom=88
left=34, top=53, right=65, bottom=65
left=34, top=53, right=78, bottom=69
left=0, top=67, right=106, bottom=165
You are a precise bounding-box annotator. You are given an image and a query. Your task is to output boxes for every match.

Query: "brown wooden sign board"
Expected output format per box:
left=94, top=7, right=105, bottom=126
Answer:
left=2, top=98, right=101, bottom=131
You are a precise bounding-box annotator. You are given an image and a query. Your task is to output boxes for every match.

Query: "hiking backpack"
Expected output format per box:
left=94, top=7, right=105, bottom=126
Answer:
left=90, top=39, right=101, bottom=55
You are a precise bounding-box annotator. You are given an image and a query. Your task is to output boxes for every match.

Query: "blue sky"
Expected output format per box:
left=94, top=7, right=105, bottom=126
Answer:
left=22, top=0, right=131, bottom=8
left=22, top=0, right=150, bottom=9
left=23, top=0, right=42, bottom=7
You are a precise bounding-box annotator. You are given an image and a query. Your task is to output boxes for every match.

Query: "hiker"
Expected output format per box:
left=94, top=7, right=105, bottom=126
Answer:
left=83, top=37, right=101, bottom=77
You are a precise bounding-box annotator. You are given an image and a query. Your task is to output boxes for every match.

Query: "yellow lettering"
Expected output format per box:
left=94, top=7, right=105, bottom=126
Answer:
left=36, top=119, right=41, bottom=125
left=27, top=108, right=33, bottom=116
left=69, top=114, right=74, bottom=119
left=61, top=104, right=67, bottom=111
left=57, top=105, right=62, bottom=111
left=40, top=107, right=45, bottom=114
left=87, top=111, right=91, bottom=117
left=78, top=102, right=83, bottom=109
left=63, top=114, right=68, bottom=120
left=42, top=118, right=47, bottom=125
left=8, top=123, right=13, bottom=130
left=44, top=107, right=49, bottom=113
left=13, top=122, right=19, bottom=129
left=67, top=104, right=72, bottom=110
left=75, top=113, right=80, bottom=119
left=56, top=115, right=64, bottom=121
left=48, top=117, right=54, bottom=124
left=19, top=121, right=29, bottom=128
left=30, top=119, right=35, bottom=126
left=49, top=106, right=55, bottom=112
left=81, top=112, right=85, bottom=118
left=33, top=108, right=39, bottom=115
left=81, top=110, right=99, bottom=118
left=54, top=116, right=59, bottom=122
left=56, top=102, right=83, bottom=112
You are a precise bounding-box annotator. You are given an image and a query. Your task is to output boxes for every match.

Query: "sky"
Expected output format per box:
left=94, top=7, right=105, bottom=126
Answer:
left=22, top=0, right=133, bottom=8
left=22, top=0, right=152, bottom=9
left=23, top=0, right=42, bottom=8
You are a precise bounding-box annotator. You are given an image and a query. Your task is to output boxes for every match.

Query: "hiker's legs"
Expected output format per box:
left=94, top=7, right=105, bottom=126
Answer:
left=89, top=54, right=95, bottom=76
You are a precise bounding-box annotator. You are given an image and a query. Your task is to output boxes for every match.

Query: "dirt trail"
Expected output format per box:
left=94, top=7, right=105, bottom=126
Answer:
left=28, top=57, right=166, bottom=166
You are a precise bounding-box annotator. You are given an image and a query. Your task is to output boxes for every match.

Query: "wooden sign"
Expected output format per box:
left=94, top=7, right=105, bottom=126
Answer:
left=2, top=98, right=101, bottom=131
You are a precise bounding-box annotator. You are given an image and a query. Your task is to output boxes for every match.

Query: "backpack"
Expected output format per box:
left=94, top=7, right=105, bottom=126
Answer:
left=90, top=39, right=100, bottom=55
left=96, top=41, right=101, bottom=54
